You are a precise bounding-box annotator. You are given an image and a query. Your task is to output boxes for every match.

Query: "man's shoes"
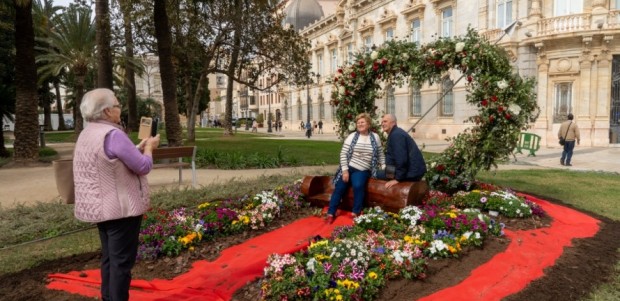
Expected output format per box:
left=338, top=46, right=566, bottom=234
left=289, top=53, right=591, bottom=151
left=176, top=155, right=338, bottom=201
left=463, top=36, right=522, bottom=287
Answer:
left=560, top=161, right=565, bottom=166
left=566, top=163, right=572, bottom=166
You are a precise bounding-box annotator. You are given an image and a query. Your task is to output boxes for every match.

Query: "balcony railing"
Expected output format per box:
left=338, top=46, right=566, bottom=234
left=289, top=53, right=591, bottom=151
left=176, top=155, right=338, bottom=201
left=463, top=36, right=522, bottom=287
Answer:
left=537, top=13, right=591, bottom=36
left=480, top=28, right=503, bottom=42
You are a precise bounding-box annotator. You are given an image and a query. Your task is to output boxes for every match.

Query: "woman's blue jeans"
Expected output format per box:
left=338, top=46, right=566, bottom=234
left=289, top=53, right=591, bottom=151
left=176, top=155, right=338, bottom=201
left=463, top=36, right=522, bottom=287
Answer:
left=328, top=167, right=370, bottom=216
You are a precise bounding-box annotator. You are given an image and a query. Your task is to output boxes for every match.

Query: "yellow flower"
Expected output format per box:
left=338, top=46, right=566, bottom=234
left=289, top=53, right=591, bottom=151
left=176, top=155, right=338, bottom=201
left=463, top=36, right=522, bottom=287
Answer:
left=403, top=235, right=414, bottom=244
left=368, top=271, right=378, bottom=279
left=189, top=246, right=194, bottom=252
left=336, top=295, right=343, bottom=301
left=232, top=220, right=239, bottom=225
left=309, top=240, right=328, bottom=250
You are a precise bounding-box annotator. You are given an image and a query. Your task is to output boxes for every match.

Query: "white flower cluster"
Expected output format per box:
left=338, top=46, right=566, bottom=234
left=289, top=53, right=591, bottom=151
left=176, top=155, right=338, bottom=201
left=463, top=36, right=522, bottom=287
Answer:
left=428, top=240, right=447, bottom=255
left=497, top=79, right=509, bottom=89
left=330, top=239, right=371, bottom=268
left=254, top=190, right=281, bottom=205
left=392, top=250, right=414, bottom=265
left=399, top=206, right=424, bottom=228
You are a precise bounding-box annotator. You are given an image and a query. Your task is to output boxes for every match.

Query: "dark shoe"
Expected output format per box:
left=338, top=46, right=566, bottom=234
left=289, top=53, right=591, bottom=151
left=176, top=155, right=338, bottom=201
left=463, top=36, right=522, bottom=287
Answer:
left=566, top=163, right=572, bottom=166
left=560, top=161, right=565, bottom=166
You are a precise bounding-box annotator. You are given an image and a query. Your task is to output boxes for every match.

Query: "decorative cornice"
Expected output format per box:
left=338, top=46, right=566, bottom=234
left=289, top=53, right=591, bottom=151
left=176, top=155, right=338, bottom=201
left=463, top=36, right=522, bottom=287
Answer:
left=401, top=0, right=426, bottom=20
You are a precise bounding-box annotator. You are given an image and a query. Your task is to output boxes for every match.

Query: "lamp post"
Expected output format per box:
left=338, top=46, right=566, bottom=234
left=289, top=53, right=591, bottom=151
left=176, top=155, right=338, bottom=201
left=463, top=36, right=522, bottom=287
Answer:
left=306, top=72, right=320, bottom=126
left=267, top=88, right=273, bottom=133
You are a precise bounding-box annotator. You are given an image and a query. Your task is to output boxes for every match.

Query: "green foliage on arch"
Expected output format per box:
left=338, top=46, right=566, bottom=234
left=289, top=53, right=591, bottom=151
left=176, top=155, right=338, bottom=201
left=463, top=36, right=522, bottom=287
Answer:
left=330, top=28, right=539, bottom=193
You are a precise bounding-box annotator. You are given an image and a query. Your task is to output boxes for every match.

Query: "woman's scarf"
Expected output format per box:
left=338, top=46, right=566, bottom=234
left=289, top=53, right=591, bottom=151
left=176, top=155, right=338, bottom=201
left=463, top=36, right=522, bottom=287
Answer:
left=333, top=131, right=380, bottom=184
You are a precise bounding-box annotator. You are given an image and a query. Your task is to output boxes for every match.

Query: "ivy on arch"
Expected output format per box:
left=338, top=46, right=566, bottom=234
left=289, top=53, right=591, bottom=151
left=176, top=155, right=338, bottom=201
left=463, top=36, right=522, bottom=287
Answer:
left=330, top=28, right=539, bottom=193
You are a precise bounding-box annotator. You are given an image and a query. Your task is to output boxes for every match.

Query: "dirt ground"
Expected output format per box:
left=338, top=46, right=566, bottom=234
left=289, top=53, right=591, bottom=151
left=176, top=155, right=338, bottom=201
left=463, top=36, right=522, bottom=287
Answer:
left=1, top=197, right=619, bottom=301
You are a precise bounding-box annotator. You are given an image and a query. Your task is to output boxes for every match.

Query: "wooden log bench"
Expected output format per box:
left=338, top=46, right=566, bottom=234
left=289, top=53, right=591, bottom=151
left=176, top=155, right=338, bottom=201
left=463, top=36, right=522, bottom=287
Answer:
left=514, top=132, right=541, bottom=157
left=152, top=146, right=197, bottom=188
left=300, top=175, right=429, bottom=213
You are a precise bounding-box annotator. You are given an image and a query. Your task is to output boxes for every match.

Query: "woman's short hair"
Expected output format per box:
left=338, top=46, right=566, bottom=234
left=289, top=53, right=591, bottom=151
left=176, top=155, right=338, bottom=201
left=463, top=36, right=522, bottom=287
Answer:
left=80, top=88, right=116, bottom=121
left=355, top=113, right=372, bottom=125
left=567, top=113, right=574, bottom=120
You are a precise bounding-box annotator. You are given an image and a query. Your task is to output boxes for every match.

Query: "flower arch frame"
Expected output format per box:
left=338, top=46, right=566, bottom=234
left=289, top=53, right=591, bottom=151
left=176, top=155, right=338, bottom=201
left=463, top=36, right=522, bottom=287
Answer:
left=330, top=28, right=539, bottom=193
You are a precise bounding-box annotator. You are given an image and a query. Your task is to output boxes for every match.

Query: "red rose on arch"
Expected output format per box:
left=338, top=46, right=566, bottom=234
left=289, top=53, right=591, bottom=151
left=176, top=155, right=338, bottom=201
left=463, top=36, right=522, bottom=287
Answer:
left=377, top=74, right=382, bottom=79
left=359, top=60, right=365, bottom=67
left=498, top=106, right=504, bottom=112
left=442, top=178, right=449, bottom=184
left=350, top=72, right=356, bottom=78
left=481, top=99, right=488, bottom=107
left=491, top=95, right=498, bottom=102
left=505, top=113, right=511, bottom=119
left=344, top=100, right=350, bottom=105
left=467, top=75, right=473, bottom=82
left=337, top=68, right=343, bottom=73
left=436, top=164, right=445, bottom=172
left=489, top=115, right=495, bottom=122
left=347, top=113, right=352, bottom=119
left=373, top=62, right=379, bottom=71
left=381, top=58, right=388, bottom=65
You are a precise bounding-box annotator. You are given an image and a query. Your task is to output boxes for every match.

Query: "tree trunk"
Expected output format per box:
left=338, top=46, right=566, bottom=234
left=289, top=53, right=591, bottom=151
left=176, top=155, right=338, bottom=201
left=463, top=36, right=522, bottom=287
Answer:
left=13, top=0, right=39, bottom=163
left=120, top=0, right=138, bottom=132
left=54, top=80, right=66, bottom=131
left=43, top=97, right=52, bottom=131
left=183, top=69, right=194, bottom=142
left=74, top=73, right=86, bottom=136
left=186, top=72, right=207, bottom=142
left=154, top=0, right=182, bottom=146
left=223, top=2, right=243, bottom=136
left=96, top=0, right=113, bottom=89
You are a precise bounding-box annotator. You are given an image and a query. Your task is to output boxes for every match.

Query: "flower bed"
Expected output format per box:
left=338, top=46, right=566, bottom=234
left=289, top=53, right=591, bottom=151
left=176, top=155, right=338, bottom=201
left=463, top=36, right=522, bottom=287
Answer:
left=259, top=184, right=545, bottom=301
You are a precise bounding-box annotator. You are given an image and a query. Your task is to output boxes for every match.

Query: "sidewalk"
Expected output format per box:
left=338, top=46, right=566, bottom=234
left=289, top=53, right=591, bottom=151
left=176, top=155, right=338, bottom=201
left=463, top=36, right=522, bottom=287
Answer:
left=1, top=129, right=618, bottom=208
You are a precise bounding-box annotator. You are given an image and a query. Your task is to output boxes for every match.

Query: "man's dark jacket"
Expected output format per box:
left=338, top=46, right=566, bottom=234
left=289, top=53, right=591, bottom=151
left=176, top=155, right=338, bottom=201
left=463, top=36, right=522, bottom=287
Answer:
left=386, top=126, right=427, bottom=181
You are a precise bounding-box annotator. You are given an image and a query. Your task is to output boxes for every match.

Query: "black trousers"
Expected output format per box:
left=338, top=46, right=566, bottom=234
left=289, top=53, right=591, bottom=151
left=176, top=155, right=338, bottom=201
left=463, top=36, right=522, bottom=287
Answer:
left=97, top=215, right=143, bottom=301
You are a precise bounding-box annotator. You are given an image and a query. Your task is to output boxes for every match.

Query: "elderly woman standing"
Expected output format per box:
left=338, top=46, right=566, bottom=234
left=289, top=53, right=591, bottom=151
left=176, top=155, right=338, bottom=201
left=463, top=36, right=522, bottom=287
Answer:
left=73, top=88, right=160, bottom=301
left=326, top=113, right=385, bottom=224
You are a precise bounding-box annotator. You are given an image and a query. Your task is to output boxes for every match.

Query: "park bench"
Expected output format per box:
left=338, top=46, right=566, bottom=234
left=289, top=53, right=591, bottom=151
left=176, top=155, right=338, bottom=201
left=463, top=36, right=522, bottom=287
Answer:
left=152, top=146, right=197, bottom=188
left=300, top=175, right=429, bottom=213
left=514, top=132, right=541, bottom=157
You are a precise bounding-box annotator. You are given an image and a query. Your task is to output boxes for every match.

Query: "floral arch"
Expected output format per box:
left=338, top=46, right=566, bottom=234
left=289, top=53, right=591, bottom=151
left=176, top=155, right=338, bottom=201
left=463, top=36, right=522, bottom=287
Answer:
left=330, top=28, right=539, bottom=192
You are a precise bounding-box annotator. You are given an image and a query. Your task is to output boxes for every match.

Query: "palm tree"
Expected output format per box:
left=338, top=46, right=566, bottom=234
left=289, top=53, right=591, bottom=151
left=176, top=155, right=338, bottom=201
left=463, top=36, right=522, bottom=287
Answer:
left=0, top=1, right=15, bottom=157
left=12, top=0, right=40, bottom=163
left=153, top=0, right=182, bottom=146
left=37, top=6, right=95, bottom=135
left=96, top=0, right=113, bottom=89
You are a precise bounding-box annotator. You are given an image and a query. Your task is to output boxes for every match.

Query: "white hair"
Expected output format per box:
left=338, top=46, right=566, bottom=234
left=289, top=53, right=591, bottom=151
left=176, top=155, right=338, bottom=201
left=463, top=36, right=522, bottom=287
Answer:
left=80, top=88, right=116, bottom=121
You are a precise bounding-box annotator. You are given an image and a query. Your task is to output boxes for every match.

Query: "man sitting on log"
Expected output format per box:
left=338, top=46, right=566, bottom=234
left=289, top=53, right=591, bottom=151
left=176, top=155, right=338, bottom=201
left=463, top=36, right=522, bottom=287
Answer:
left=378, top=114, right=427, bottom=188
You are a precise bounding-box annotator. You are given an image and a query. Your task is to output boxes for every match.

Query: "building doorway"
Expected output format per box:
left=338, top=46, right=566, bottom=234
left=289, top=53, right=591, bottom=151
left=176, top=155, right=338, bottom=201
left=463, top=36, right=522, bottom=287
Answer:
left=610, top=56, right=620, bottom=143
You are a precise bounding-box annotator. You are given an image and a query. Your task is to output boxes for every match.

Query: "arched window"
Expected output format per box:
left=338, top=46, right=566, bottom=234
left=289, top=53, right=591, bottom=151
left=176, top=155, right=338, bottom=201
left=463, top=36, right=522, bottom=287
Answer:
left=441, top=77, right=454, bottom=116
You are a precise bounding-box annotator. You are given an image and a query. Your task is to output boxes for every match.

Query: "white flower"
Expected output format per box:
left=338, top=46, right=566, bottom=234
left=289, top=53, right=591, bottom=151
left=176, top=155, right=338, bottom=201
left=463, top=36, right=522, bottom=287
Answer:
left=428, top=48, right=437, bottom=56
left=402, top=53, right=409, bottom=60
left=370, top=51, right=379, bottom=60
left=497, top=79, right=509, bottom=89
left=455, top=42, right=465, bottom=52
left=306, top=258, right=316, bottom=272
left=509, top=104, right=521, bottom=115
left=348, top=122, right=356, bottom=131
left=338, top=86, right=345, bottom=95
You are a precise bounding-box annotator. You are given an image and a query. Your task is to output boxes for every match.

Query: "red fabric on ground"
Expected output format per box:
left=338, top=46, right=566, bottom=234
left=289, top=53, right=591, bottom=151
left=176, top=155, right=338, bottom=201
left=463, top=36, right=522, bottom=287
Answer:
left=419, top=195, right=600, bottom=301
left=47, top=195, right=600, bottom=300
left=47, top=214, right=354, bottom=300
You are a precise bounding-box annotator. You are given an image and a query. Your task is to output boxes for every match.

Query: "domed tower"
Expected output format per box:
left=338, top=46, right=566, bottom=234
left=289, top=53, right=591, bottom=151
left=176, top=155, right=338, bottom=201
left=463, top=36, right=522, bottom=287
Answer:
left=283, top=0, right=325, bottom=31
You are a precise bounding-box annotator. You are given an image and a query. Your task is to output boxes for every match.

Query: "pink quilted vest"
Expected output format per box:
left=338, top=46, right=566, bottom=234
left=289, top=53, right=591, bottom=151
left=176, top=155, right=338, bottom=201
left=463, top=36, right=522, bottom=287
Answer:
left=73, top=122, right=150, bottom=223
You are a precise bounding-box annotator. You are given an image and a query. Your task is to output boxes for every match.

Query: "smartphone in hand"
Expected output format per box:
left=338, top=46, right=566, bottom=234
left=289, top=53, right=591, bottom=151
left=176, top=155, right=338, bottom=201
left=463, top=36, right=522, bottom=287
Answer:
left=150, top=117, right=159, bottom=137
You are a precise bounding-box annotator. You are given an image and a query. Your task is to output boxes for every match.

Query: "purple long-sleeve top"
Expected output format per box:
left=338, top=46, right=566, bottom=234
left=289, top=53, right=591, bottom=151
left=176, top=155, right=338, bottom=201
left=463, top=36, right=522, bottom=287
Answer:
left=104, top=129, right=153, bottom=175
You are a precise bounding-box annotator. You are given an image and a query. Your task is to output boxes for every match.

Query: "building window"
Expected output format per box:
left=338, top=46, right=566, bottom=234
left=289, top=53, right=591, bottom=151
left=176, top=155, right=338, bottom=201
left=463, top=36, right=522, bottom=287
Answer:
left=346, top=43, right=353, bottom=64
left=441, top=77, right=454, bottom=116
left=616, top=0, right=620, bottom=9
left=317, top=54, right=323, bottom=75
left=364, top=36, right=373, bottom=53
left=554, top=82, right=572, bottom=122
left=330, top=49, right=338, bottom=74
left=410, top=85, right=422, bottom=117
left=386, top=86, right=395, bottom=114
left=554, top=0, right=583, bottom=16
left=441, top=7, right=453, bottom=38
left=385, top=28, right=394, bottom=42
left=411, top=18, right=421, bottom=44
left=497, top=0, right=513, bottom=28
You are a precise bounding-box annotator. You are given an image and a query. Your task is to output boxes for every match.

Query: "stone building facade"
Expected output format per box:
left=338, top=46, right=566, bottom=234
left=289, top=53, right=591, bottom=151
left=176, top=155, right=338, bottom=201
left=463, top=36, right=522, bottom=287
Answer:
left=275, top=0, right=620, bottom=146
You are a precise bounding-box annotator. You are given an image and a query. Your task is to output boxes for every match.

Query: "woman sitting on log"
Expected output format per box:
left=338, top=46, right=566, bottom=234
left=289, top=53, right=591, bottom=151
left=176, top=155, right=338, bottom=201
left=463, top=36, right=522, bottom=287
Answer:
left=325, top=113, right=385, bottom=224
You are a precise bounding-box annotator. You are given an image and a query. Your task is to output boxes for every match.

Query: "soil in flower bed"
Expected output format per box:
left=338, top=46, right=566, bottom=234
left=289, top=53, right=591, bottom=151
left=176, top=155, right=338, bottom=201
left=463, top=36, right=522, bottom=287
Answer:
left=1, top=199, right=619, bottom=301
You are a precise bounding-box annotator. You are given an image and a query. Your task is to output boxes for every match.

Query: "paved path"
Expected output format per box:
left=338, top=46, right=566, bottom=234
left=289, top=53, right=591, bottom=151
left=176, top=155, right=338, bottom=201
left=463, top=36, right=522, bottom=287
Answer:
left=2, top=129, right=618, bottom=208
